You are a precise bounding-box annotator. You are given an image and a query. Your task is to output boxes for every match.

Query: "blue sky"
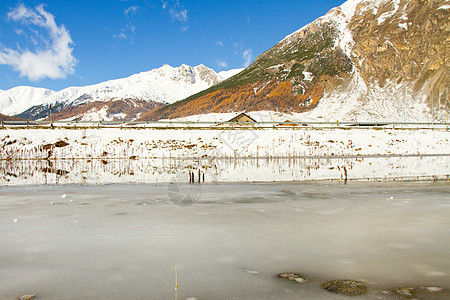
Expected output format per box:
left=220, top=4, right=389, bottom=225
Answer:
left=0, top=0, right=346, bottom=91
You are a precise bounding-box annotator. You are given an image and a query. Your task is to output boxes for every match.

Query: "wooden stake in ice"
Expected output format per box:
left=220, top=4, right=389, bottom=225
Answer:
left=174, top=265, right=178, bottom=300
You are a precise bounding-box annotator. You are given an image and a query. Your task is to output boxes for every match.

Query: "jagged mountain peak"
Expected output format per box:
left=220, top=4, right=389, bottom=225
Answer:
left=1, top=64, right=241, bottom=121
left=140, top=0, right=449, bottom=122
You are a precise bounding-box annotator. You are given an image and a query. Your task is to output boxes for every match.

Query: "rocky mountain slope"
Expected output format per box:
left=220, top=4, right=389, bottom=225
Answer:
left=140, top=0, right=449, bottom=122
left=0, top=64, right=241, bottom=121
left=0, top=113, right=25, bottom=122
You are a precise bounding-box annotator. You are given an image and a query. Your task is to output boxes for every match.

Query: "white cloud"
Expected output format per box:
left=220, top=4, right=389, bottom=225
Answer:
left=124, top=6, right=139, bottom=16
left=169, top=8, right=188, bottom=22
left=127, top=22, right=136, bottom=34
left=242, top=48, right=253, bottom=67
left=0, top=4, right=77, bottom=81
left=115, top=6, right=138, bottom=44
left=216, top=41, right=224, bottom=47
left=113, top=32, right=128, bottom=40
left=162, top=0, right=189, bottom=30
left=217, top=60, right=228, bottom=68
left=233, top=42, right=253, bottom=67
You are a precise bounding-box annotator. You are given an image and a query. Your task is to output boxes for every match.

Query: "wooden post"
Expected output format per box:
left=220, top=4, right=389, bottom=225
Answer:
left=343, top=166, right=348, bottom=184
left=50, top=104, right=54, bottom=128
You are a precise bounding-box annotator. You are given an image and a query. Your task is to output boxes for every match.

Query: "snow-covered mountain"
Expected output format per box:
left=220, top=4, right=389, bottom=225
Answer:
left=140, top=0, right=449, bottom=122
left=0, top=86, right=54, bottom=116
left=282, top=0, right=449, bottom=122
left=0, top=64, right=242, bottom=120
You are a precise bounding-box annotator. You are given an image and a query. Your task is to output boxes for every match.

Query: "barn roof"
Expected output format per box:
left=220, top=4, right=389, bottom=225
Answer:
left=227, top=112, right=257, bottom=123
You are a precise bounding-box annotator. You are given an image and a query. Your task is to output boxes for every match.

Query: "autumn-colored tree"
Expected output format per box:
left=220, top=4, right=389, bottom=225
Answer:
left=139, top=80, right=326, bottom=121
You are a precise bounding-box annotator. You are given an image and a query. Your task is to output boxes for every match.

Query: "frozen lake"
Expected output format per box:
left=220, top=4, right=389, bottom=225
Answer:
left=1, top=182, right=449, bottom=299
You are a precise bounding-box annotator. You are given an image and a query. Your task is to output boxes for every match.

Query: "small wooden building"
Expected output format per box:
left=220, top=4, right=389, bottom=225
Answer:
left=227, top=112, right=257, bottom=123
left=277, top=120, right=298, bottom=127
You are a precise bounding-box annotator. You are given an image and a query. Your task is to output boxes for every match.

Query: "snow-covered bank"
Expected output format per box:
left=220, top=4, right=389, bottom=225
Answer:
left=1, top=128, right=449, bottom=160
left=1, top=128, right=448, bottom=185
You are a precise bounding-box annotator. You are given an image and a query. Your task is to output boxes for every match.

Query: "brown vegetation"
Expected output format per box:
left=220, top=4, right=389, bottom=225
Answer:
left=140, top=80, right=324, bottom=120
left=0, top=113, right=27, bottom=122
left=52, top=98, right=165, bottom=121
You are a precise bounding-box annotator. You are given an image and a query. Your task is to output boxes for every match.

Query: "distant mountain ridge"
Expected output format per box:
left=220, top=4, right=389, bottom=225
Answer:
left=140, top=0, right=449, bottom=122
left=0, top=87, right=54, bottom=116
left=0, top=113, right=25, bottom=122
left=0, top=64, right=242, bottom=121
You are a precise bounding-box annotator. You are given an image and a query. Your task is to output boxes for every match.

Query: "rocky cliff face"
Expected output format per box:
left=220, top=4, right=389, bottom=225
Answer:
left=141, top=0, right=449, bottom=122
left=341, top=0, right=449, bottom=121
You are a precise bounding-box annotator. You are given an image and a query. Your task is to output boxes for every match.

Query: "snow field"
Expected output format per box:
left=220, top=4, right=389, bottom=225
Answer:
left=1, top=128, right=449, bottom=160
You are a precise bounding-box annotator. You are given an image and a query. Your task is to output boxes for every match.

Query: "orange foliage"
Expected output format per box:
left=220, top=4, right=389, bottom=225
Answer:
left=139, top=80, right=325, bottom=121
left=310, top=84, right=324, bottom=107
left=267, top=81, right=292, bottom=98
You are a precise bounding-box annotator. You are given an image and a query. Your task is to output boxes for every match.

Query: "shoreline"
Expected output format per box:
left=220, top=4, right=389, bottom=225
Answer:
left=1, top=152, right=450, bottom=161
left=1, top=128, right=449, bottom=160
left=2, top=155, right=449, bottom=186
left=2, top=128, right=449, bottom=186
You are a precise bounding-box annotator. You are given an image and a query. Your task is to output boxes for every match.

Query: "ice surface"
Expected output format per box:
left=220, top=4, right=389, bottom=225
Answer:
left=0, top=182, right=449, bottom=299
